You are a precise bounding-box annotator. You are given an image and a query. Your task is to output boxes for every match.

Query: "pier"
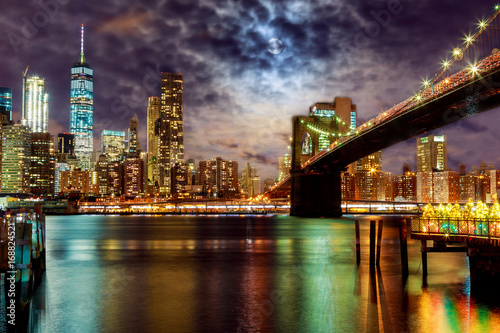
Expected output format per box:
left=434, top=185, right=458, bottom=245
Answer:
left=1, top=205, right=46, bottom=331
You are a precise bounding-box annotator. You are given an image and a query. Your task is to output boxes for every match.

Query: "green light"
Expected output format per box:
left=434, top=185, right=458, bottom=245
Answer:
left=496, top=4, right=500, bottom=10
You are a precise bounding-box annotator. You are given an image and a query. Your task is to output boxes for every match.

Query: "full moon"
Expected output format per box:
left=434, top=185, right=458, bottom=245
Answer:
left=267, top=38, right=284, bottom=54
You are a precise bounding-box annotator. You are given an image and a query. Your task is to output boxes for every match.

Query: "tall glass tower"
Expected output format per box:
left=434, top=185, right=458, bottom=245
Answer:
left=22, top=71, right=49, bottom=133
left=0, top=87, right=12, bottom=123
left=70, top=24, right=94, bottom=170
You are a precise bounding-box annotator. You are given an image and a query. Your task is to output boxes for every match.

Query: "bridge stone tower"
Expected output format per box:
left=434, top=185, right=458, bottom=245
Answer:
left=291, top=97, right=356, bottom=217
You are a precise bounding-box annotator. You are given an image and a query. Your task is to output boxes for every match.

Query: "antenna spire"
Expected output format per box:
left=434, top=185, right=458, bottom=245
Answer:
left=80, top=24, right=85, bottom=63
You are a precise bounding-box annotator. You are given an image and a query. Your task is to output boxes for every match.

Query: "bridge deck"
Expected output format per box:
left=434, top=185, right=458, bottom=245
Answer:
left=410, top=217, right=500, bottom=246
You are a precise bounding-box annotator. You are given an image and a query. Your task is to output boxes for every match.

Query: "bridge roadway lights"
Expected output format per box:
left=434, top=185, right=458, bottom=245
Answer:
left=290, top=170, right=342, bottom=217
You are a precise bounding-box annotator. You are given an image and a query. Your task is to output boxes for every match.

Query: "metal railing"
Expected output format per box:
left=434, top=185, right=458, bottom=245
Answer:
left=411, top=217, right=500, bottom=239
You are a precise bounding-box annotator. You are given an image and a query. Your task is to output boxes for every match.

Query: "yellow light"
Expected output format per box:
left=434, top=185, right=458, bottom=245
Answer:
left=442, top=60, right=450, bottom=68
left=470, top=64, right=479, bottom=73
left=422, top=79, right=430, bottom=87
left=479, top=20, right=486, bottom=28
left=416, top=95, right=422, bottom=100
left=464, top=34, right=473, bottom=43
left=453, top=48, right=461, bottom=56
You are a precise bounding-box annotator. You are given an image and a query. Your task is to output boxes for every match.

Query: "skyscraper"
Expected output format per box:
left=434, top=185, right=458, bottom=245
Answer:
left=417, top=135, right=447, bottom=172
left=147, top=96, right=160, bottom=155
left=156, top=73, right=184, bottom=195
left=22, top=69, right=49, bottom=133
left=128, top=113, right=140, bottom=156
left=70, top=24, right=94, bottom=170
left=0, top=87, right=12, bottom=123
left=30, top=132, right=55, bottom=197
left=147, top=96, right=161, bottom=192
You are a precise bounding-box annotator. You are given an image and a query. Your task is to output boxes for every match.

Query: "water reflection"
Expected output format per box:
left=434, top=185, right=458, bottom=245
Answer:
left=23, top=215, right=500, bottom=332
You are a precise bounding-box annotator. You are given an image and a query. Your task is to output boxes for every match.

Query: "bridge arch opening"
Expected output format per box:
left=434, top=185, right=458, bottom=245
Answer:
left=301, top=131, right=313, bottom=155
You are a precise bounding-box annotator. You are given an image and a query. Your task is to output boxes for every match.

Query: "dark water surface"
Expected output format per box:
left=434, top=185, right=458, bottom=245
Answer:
left=26, top=215, right=500, bottom=332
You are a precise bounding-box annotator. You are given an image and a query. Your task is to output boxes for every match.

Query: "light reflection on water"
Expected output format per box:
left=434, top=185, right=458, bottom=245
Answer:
left=25, top=215, right=500, bottom=332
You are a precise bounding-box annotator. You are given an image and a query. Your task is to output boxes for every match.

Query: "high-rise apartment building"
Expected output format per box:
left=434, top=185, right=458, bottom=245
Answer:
left=124, top=156, right=144, bottom=197
left=156, top=73, right=184, bottom=195
left=357, top=151, right=382, bottom=172
left=0, top=87, right=12, bottom=122
left=394, top=171, right=417, bottom=201
left=1, top=123, right=31, bottom=193
left=199, top=157, right=238, bottom=198
left=433, top=171, right=460, bottom=203
left=417, top=135, right=447, bottom=172
left=101, top=130, right=125, bottom=162
left=416, top=172, right=433, bottom=202
left=146, top=96, right=161, bottom=193
left=70, top=25, right=94, bottom=170
left=22, top=70, right=49, bottom=133
left=30, top=133, right=55, bottom=197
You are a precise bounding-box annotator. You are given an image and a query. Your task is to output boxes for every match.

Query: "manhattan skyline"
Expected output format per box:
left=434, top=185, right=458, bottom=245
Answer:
left=2, top=0, right=500, bottom=180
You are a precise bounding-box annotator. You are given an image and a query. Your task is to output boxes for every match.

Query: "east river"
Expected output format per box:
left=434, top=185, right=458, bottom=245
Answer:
left=24, top=215, right=500, bottom=332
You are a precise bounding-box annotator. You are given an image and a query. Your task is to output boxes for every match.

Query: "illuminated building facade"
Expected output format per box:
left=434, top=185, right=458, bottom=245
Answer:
left=263, top=179, right=276, bottom=192
left=417, top=172, right=433, bottom=202
left=0, top=87, right=12, bottom=122
left=417, top=135, right=447, bottom=172
left=341, top=172, right=356, bottom=200
left=394, top=172, right=417, bottom=201
left=54, top=162, right=71, bottom=196
left=70, top=24, right=94, bottom=170
left=22, top=73, right=49, bottom=133
left=354, top=151, right=391, bottom=201
left=124, top=156, right=144, bottom=197
left=1, top=123, right=31, bottom=194
left=199, top=157, right=238, bottom=198
left=357, top=151, right=382, bottom=172
left=433, top=171, right=460, bottom=203
left=30, top=133, right=55, bottom=197
left=156, top=73, right=184, bottom=195
left=101, top=130, right=125, bottom=162
left=59, top=169, right=98, bottom=195
left=147, top=96, right=161, bottom=192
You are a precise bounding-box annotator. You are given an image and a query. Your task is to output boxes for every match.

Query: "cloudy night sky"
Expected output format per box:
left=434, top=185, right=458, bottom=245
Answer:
left=2, top=0, right=500, bottom=180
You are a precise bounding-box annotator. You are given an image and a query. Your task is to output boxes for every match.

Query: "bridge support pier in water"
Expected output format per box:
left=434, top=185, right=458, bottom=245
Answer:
left=290, top=169, right=342, bottom=217
left=468, top=247, right=500, bottom=291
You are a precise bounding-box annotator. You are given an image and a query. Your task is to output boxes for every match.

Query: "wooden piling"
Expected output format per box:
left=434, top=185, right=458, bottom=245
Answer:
left=355, top=220, right=361, bottom=264
left=421, top=239, right=428, bottom=277
left=370, top=220, right=376, bottom=270
left=399, top=219, right=409, bottom=278
left=376, top=220, right=384, bottom=267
